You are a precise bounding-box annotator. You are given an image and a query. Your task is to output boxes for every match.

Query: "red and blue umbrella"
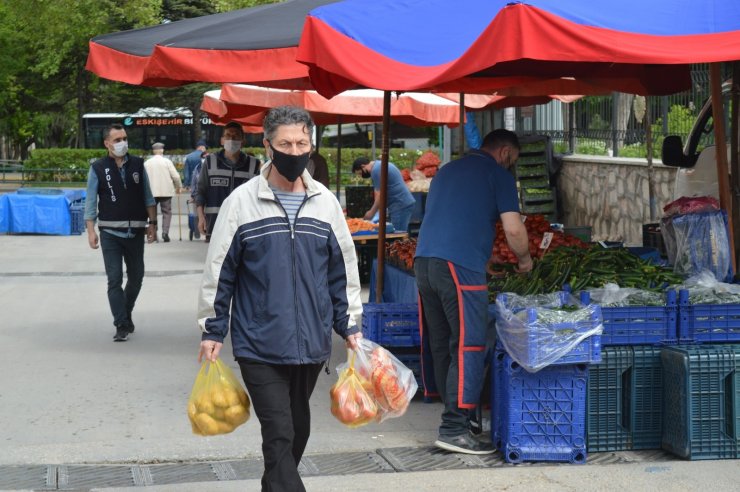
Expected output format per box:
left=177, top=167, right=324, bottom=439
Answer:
left=297, top=0, right=740, bottom=97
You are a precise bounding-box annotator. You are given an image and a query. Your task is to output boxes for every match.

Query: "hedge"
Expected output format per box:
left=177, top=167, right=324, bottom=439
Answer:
left=23, top=147, right=441, bottom=185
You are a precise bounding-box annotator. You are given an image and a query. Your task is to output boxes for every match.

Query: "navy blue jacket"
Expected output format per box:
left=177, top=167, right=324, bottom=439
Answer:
left=197, top=164, right=363, bottom=364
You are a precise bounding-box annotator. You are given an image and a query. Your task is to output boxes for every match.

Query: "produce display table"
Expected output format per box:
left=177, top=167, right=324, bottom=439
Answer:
left=368, top=259, right=418, bottom=303
left=352, top=232, right=409, bottom=284
left=3, top=189, right=86, bottom=235
left=351, top=232, right=408, bottom=244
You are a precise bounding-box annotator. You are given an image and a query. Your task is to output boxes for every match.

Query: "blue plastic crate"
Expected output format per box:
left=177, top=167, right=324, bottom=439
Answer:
left=677, top=289, right=740, bottom=343
left=70, top=205, right=85, bottom=235
left=493, top=351, right=588, bottom=464
left=361, top=303, right=419, bottom=347
left=496, top=292, right=602, bottom=368
left=580, top=290, right=678, bottom=346
left=586, top=346, right=663, bottom=452
left=661, top=345, right=740, bottom=460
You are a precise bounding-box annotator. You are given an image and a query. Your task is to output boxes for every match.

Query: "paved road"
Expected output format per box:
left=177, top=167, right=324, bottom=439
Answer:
left=0, top=197, right=738, bottom=490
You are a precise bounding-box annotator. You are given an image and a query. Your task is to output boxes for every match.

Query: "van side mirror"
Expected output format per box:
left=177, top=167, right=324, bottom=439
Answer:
left=661, top=135, right=691, bottom=167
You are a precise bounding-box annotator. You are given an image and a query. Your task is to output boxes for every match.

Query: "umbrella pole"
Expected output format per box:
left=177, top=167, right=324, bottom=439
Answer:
left=336, top=116, right=342, bottom=198
left=710, top=63, right=736, bottom=273
left=375, top=91, right=391, bottom=303
left=458, top=93, right=465, bottom=155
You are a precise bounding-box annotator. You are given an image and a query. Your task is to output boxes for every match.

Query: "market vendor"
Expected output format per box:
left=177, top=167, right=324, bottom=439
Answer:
left=414, top=129, right=532, bottom=455
left=352, top=157, right=416, bottom=232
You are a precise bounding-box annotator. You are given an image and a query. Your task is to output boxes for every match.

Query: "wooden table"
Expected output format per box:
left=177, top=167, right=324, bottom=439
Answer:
left=351, top=232, right=409, bottom=283
left=351, top=232, right=409, bottom=244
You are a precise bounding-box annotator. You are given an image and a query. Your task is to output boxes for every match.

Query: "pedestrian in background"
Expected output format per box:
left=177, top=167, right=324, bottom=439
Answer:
left=184, top=139, right=206, bottom=191
left=195, top=122, right=260, bottom=242
left=308, top=150, right=330, bottom=187
left=198, top=106, right=362, bottom=492
left=144, top=142, right=182, bottom=242
left=414, top=129, right=531, bottom=454
left=352, top=156, right=416, bottom=232
left=84, top=123, right=157, bottom=342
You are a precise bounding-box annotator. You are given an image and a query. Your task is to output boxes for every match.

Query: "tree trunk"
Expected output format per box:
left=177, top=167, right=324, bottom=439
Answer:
left=615, top=93, right=634, bottom=151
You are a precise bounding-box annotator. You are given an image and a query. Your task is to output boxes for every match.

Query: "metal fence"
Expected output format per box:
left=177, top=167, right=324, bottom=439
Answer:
left=525, top=64, right=727, bottom=157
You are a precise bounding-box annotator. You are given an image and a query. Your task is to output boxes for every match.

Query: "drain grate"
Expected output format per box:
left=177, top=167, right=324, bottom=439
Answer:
left=378, top=446, right=506, bottom=472
left=0, top=465, right=49, bottom=490
left=64, top=465, right=134, bottom=489
left=225, top=458, right=265, bottom=480
left=0, top=448, right=678, bottom=490
left=301, top=451, right=395, bottom=476
left=148, top=462, right=217, bottom=485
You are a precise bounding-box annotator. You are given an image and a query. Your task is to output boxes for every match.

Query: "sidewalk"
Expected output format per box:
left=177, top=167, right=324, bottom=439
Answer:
left=0, top=201, right=738, bottom=490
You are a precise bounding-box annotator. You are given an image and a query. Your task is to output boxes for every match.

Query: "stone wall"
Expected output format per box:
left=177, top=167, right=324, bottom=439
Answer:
left=557, top=155, right=677, bottom=245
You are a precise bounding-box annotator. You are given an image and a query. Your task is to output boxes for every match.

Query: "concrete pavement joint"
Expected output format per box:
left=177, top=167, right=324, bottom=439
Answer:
left=0, top=269, right=202, bottom=277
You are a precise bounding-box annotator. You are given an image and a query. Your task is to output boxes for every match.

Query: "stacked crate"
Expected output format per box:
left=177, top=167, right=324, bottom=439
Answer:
left=492, top=292, right=601, bottom=463
left=361, top=303, right=422, bottom=389
left=661, top=344, right=740, bottom=459
left=658, top=290, right=740, bottom=460
left=515, top=135, right=556, bottom=222
left=583, top=290, right=677, bottom=452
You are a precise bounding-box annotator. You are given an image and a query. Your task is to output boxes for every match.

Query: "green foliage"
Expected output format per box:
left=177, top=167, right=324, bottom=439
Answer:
left=214, top=0, right=279, bottom=11
left=163, top=0, right=216, bottom=21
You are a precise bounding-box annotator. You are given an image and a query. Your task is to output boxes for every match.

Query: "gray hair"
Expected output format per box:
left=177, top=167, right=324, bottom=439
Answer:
left=263, top=106, right=314, bottom=142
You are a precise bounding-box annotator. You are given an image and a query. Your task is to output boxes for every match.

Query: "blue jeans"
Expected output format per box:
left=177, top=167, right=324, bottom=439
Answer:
left=100, top=230, right=145, bottom=328
left=389, top=203, right=414, bottom=232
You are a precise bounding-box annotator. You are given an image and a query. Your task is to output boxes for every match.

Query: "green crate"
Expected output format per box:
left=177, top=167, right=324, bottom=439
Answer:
left=518, top=176, right=550, bottom=188
left=587, top=346, right=664, bottom=452
left=632, top=347, right=663, bottom=450
left=522, top=187, right=555, bottom=202
left=517, top=155, right=547, bottom=166
left=516, top=164, right=547, bottom=178
left=521, top=201, right=555, bottom=214
left=587, top=347, right=634, bottom=452
left=661, top=345, right=740, bottom=459
left=520, top=142, right=547, bottom=154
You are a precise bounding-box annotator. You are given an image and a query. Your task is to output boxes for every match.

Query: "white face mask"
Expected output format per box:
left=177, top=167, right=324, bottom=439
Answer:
left=223, top=139, right=242, bottom=154
left=111, top=141, right=128, bottom=157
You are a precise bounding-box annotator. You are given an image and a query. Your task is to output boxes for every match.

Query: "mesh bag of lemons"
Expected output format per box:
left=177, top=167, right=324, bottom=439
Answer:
left=187, top=358, right=251, bottom=436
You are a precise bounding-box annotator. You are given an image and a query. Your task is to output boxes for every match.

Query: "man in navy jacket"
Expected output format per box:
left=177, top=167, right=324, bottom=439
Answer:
left=197, top=106, right=362, bottom=492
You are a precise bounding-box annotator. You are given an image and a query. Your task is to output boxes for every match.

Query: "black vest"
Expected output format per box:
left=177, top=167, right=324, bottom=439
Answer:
left=92, top=155, right=149, bottom=232
left=203, top=151, right=260, bottom=233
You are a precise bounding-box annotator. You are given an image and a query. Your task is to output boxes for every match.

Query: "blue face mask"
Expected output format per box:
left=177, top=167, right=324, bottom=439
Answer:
left=270, top=144, right=310, bottom=182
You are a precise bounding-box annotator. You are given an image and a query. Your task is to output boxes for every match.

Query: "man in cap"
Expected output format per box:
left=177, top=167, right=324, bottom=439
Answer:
left=144, top=142, right=182, bottom=242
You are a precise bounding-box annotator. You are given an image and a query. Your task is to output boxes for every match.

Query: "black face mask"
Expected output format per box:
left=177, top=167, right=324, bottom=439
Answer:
left=270, top=145, right=311, bottom=182
left=361, top=170, right=371, bottom=179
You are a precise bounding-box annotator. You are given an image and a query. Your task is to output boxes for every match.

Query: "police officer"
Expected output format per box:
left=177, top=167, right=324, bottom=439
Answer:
left=84, top=123, right=157, bottom=342
left=195, top=122, right=260, bottom=242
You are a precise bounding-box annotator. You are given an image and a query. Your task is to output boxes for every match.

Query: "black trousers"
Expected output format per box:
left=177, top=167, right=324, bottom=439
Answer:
left=99, top=230, right=145, bottom=328
left=238, top=359, right=323, bottom=492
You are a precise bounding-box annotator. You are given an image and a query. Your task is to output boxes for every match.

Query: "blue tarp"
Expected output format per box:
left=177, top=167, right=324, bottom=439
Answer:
left=4, top=189, right=86, bottom=235
left=369, top=259, right=418, bottom=303
left=0, top=194, right=9, bottom=233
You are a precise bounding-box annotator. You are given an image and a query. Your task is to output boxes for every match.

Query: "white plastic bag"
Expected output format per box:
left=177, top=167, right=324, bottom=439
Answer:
left=495, top=292, right=603, bottom=373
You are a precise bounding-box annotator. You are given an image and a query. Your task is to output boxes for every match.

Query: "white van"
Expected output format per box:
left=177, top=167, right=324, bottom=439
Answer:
left=661, top=82, right=734, bottom=199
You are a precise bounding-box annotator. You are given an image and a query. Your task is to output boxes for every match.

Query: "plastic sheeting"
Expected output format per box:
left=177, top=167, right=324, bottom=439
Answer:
left=661, top=209, right=733, bottom=282
left=495, top=291, right=603, bottom=372
left=3, top=189, right=86, bottom=235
